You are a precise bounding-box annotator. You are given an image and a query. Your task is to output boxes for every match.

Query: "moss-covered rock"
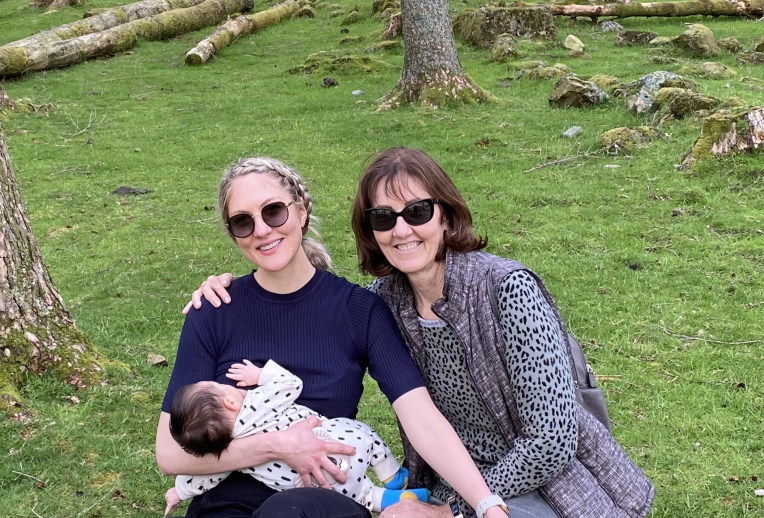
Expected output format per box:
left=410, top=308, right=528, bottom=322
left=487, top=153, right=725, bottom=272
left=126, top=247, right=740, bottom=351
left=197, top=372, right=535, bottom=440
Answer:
left=294, top=5, right=316, bottom=18
left=738, top=51, right=764, bottom=65
left=453, top=3, right=556, bottom=49
left=372, top=0, right=399, bottom=14
left=528, top=63, right=572, bottom=80
left=517, top=60, right=547, bottom=70
left=589, top=74, right=620, bottom=92
left=549, top=76, right=608, bottom=108
left=563, top=34, right=584, bottom=52
left=600, top=126, right=659, bottom=154
left=648, top=36, right=673, bottom=47
left=615, top=30, right=658, bottom=47
left=490, top=33, right=518, bottom=63
left=341, top=10, right=359, bottom=24
left=340, top=35, right=364, bottom=45
left=652, top=87, right=721, bottom=118
left=364, top=40, right=400, bottom=53
left=717, top=37, right=742, bottom=54
left=288, top=51, right=392, bottom=75
left=755, top=35, right=764, bottom=53
left=672, top=23, right=720, bottom=57
left=678, top=61, right=738, bottom=79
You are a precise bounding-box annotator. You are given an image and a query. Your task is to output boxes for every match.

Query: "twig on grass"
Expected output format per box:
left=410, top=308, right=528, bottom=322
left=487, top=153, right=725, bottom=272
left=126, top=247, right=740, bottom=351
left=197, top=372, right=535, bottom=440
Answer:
left=31, top=502, right=44, bottom=518
left=12, top=471, right=45, bottom=484
left=522, top=150, right=605, bottom=173
left=76, top=486, right=115, bottom=517
left=658, top=325, right=762, bottom=345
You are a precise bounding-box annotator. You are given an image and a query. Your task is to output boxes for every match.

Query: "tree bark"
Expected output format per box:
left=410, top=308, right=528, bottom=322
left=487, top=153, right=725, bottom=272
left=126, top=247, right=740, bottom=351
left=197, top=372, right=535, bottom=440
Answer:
left=7, top=0, right=208, bottom=50
left=0, top=85, right=14, bottom=114
left=185, top=0, right=300, bottom=66
left=0, top=0, right=253, bottom=78
left=379, top=0, right=494, bottom=109
left=684, top=106, right=764, bottom=164
left=552, top=0, right=764, bottom=19
left=0, top=121, right=102, bottom=408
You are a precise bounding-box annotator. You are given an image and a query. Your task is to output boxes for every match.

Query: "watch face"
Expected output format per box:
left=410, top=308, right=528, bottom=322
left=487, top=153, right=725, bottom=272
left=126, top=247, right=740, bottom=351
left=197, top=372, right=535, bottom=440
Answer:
left=447, top=497, right=463, bottom=518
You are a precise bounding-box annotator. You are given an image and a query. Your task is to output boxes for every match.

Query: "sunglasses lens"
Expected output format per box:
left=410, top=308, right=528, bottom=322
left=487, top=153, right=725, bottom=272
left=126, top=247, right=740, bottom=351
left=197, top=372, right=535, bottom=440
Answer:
left=368, top=209, right=396, bottom=232
left=228, top=213, right=254, bottom=238
left=261, top=202, right=289, bottom=228
left=403, top=200, right=434, bottom=226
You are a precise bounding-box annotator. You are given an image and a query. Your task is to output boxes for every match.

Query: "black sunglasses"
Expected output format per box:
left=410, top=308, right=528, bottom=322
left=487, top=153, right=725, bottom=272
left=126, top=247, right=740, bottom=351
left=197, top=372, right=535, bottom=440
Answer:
left=365, top=198, right=439, bottom=232
left=226, top=201, right=294, bottom=239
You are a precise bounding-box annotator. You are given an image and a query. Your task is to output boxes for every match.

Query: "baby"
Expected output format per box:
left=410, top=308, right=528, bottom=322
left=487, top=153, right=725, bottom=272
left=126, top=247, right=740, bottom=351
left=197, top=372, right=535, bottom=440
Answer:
left=164, top=359, right=429, bottom=515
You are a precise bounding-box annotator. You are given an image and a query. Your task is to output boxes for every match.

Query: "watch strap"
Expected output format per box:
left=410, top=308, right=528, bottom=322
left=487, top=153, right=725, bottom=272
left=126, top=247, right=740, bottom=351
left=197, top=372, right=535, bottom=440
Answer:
left=476, top=494, right=509, bottom=518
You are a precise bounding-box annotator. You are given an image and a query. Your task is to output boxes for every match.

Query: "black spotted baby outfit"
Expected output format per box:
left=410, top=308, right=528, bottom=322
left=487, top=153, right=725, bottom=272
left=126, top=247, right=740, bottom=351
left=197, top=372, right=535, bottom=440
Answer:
left=174, top=360, right=400, bottom=511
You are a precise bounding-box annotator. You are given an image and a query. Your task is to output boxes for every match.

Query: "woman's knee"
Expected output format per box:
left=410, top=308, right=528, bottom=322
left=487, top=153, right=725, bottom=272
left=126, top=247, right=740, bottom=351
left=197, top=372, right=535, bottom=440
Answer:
left=252, top=488, right=371, bottom=518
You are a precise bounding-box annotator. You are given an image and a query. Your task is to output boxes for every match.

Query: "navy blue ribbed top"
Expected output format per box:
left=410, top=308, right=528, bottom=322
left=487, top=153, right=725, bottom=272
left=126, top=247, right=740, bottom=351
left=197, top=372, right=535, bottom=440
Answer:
left=162, top=269, right=424, bottom=419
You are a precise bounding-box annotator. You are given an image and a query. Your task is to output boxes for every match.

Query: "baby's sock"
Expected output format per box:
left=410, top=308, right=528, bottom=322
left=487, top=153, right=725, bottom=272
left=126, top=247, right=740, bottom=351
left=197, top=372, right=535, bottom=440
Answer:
left=382, top=467, right=409, bottom=490
left=371, top=487, right=431, bottom=512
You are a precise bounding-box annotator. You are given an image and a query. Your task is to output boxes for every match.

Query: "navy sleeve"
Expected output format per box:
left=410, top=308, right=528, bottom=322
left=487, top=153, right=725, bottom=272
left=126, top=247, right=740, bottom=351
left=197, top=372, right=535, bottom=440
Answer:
left=350, top=289, right=425, bottom=404
left=161, top=302, right=220, bottom=413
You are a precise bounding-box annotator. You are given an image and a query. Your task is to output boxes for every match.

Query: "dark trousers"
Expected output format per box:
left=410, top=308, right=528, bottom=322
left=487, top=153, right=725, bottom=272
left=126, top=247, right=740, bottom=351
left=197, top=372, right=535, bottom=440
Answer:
left=184, top=471, right=371, bottom=518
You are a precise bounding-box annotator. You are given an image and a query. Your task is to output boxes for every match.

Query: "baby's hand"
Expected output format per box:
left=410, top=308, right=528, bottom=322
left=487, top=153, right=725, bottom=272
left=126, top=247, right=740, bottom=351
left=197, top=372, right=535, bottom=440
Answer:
left=227, top=359, right=262, bottom=387
left=164, top=487, right=181, bottom=516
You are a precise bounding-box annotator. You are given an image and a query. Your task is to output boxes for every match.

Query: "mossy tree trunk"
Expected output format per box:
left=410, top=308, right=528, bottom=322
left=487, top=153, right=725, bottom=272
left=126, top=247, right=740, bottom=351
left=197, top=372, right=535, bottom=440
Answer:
left=685, top=106, right=764, bottom=164
left=0, top=0, right=253, bottom=78
left=378, top=0, right=494, bottom=109
left=185, top=0, right=300, bottom=65
left=552, top=0, right=764, bottom=19
left=0, top=122, right=102, bottom=408
left=8, top=0, right=208, bottom=50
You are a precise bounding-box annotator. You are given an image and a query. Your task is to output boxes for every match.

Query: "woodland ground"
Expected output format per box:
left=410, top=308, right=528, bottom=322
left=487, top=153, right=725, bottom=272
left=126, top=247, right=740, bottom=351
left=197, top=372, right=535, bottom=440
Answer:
left=1, top=0, right=763, bottom=516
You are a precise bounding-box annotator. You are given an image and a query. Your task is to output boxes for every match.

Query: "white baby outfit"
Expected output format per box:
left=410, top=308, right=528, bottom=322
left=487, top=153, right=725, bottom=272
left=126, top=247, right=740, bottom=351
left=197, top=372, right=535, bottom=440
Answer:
left=174, top=360, right=401, bottom=511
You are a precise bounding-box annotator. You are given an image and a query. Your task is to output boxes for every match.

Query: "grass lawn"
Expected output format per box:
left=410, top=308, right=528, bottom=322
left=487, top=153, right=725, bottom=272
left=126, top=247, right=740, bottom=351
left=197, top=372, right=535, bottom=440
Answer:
left=1, top=0, right=763, bottom=516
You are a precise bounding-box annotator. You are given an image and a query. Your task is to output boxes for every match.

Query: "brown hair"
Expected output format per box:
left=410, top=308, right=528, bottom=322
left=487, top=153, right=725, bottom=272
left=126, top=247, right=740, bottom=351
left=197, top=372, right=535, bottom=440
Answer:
left=351, top=147, right=487, bottom=277
left=169, top=384, right=234, bottom=459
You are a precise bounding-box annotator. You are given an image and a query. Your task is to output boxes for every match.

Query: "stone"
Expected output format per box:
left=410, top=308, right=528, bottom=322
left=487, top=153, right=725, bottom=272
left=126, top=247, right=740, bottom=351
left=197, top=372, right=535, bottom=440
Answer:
left=528, top=63, right=572, bottom=80
left=614, top=71, right=697, bottom=114
left=111, top=186, right=151, bottom=196
left=648, top=36, right=674, bottom=47
left=352, top=90, right=365, bottom=96
left=600, top=127, right=660, bottom=154
left=341, top=10, right=359, bottom=25
left=549, top=76, right=609, bottom=108
left=490, top=33, right=518, bottom=63
left=568, top=50, right=591, bottom=59
left=453, top=4, right=557, bottom=48
left=672, top=24, right=720, bottom=57
left=599, top=20, right=623, bottom=32
left=562, top=126, right=583, bottom=138
left=755, top=35, right=764, bottom=53
left=322, top=77, right=338, bottom=87
left=364, top=40, right=400, bottom=53
left=651, top=87, right=722, bottom=118
left=717, top=37, right=742, bottom=54
left=517, top=60, right=547, bottom=70
left=678, top=62, right=738, bottom=80
left=649, top=56, right=682, bottom=65
left=563, top=34, right=584, bottom=52
left=295, top=5, right=316, bottom=18
left=615, top=31, right=659, bottom=47
left=147, top=354, right=168, bottom=367
left=738, top=52, right=764, bottom=65
left=589, top=74, right=620, bottom=92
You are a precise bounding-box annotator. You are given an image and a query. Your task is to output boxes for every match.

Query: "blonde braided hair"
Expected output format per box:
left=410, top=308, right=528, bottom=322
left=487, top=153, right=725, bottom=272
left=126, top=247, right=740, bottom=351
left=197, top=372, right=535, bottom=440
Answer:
left=218, top=157, right=333, bottom=272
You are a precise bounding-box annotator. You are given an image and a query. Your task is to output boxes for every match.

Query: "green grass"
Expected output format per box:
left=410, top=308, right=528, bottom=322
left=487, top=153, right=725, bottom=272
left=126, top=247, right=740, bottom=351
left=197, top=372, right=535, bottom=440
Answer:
left=1, top=0, right=763, bottom=516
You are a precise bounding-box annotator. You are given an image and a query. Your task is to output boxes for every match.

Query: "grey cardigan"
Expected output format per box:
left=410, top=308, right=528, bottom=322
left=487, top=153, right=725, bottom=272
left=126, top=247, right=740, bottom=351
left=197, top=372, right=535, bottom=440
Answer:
left=372, top=249, right=655, bottom=518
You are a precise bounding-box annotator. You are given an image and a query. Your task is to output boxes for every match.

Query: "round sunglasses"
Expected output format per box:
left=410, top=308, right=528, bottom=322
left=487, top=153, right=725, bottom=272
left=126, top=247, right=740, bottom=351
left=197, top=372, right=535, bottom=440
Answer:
left=226, top=201, right=294, bottom=238
left=365, top=198, right=439, bottom=232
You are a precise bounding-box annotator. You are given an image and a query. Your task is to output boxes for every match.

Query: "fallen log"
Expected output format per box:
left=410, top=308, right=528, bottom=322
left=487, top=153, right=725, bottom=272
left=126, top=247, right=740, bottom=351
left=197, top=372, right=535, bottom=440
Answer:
left=184, top=0, right=300, bottom=65
left=7, top=0, right=208, bottom=49
left=0, top=0, right=253, bottom=77
left=552, top=0, right=764, bottom=19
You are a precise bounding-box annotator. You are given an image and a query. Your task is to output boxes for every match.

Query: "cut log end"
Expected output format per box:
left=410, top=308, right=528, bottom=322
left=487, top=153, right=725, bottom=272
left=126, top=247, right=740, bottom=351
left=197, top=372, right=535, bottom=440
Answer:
left=684, top=106, right=764, bottom=166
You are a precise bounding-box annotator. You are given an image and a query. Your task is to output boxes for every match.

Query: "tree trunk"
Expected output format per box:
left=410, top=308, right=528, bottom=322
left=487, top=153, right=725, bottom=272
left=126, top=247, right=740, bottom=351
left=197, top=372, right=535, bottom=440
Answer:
left=683, top=106, right=764, bottom=165
left=185, top=0, right=300, bottom=66
left=0, top=0, right=253, bottom=78
left=552, top=0, right=764, bottom=19
left=0, top=85, right=14, bottom=114
left=378, top=0, right=494, bottom=109
left=0, top=121, right=102, bottom=408
left=7, top=0, right=208, bottom=50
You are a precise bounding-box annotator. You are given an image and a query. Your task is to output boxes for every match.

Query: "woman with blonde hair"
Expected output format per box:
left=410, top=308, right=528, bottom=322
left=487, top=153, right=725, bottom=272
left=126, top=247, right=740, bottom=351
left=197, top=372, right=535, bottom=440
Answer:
left=158, top=157, right=510, bottom=518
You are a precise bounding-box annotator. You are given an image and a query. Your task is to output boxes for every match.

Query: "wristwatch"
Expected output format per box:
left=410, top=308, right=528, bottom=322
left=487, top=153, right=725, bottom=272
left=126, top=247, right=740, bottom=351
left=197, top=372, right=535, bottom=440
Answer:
left=476, top=494, right=510, bottom=518
left=446, top=496, right=464, bottom=518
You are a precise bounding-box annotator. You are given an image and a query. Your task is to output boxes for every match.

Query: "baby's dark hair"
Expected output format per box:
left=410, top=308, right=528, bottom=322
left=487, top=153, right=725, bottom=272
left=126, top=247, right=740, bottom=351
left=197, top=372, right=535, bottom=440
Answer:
left=169, top=383, right=234, bottom=459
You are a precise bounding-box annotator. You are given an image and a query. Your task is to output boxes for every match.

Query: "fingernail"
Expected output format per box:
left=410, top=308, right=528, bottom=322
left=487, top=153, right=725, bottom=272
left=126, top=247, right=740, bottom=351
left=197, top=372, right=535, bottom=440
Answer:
left=224, top=298, right=230, bottom=303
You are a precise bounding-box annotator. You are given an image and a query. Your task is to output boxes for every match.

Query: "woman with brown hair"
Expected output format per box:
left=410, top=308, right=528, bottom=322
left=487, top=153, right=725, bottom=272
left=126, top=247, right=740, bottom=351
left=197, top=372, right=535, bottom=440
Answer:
left=190, top=149, right=654, bottom=518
